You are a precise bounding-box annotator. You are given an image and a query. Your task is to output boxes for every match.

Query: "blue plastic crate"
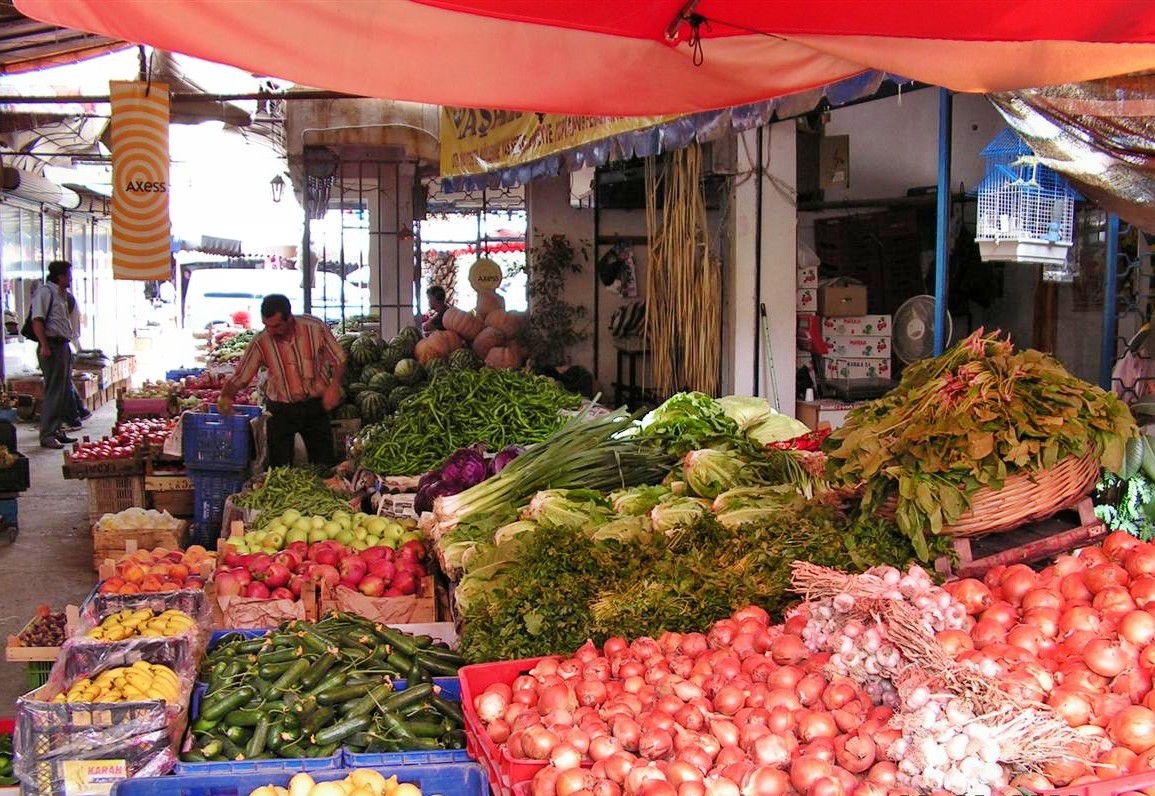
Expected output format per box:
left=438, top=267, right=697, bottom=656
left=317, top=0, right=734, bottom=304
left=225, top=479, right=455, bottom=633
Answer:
left=344, top=678, right=466, bottom=767
left=208, top=405, right=263, bottom=420
left=189, top=468, right=248, bottom=530
left=166, top=368, right=205, bottom=381
left=0, top=498, right=18, bottom=526
left=117, top=763, right=487, bottom=796
left=183, top=413, right=254, bottom=470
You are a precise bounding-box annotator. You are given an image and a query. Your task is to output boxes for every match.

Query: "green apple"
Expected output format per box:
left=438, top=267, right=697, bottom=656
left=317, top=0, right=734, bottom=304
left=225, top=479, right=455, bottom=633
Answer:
left=247, top=530, right=267, bottom=546
left=353, top=512, right=370, bottom=526
left=231, top=540, right=249, bottom=554
left=353, top=525, right=369, bottom=541
left=323, top=521, right=343, bottom=539
left=367, top=517, right=388, bottom=536
left=399, top=530, right=424, bottom=546
left=308, top=527, right=330, bottom=544
left=293, top=517, right=313, bottom=534
left=281, top=509, right=302, bottom=527
left=364, top=534, right=381, bottom=548
left=286, top=527, right=309, bottom=545
left=398, top=518, right=418, bottom=531
left=311, top=515, right=326, bottom=530
left=351, top=538, right=370, bottom=551
left=267, top=520, right=288, bottom=537
left=264, top=531, right=285, bottom=550
left=334, top=529, right=355, bottom=546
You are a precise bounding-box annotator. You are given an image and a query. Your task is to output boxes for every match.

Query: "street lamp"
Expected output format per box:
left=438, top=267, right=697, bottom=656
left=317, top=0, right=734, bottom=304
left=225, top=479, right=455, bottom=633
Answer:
left=270, top=174, right=285, bottom=203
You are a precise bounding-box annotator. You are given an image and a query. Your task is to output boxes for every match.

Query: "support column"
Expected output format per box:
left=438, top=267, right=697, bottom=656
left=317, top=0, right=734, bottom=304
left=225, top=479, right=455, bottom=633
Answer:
left=367, top=161, right=418, bottom=338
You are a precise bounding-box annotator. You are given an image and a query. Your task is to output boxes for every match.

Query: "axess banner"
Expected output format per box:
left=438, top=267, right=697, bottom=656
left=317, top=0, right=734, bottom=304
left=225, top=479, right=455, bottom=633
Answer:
left=110, top=80, right=171, bottom=280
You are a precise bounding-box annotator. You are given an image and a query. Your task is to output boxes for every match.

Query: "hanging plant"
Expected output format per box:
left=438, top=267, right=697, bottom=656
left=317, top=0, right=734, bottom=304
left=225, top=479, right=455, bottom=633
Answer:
left=520, top=233, right=589, bottom=368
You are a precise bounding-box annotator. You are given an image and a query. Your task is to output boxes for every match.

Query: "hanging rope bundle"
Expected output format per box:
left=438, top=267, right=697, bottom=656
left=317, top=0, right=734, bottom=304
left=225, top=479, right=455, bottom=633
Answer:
left=644, top=143, right=722, bottom=395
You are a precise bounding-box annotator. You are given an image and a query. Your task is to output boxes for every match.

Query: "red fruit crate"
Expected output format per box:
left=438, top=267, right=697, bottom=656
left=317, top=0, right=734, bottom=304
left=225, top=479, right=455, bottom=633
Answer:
left=461, top=657, right=567, bottom=796
left=1046, top=771, right=1155, bottom=796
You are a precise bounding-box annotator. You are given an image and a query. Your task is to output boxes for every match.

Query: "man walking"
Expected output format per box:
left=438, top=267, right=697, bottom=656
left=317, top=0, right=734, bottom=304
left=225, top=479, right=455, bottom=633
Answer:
left=217, top=294, right=346, bottom=467
left=30, top=260, right=78, bottom=449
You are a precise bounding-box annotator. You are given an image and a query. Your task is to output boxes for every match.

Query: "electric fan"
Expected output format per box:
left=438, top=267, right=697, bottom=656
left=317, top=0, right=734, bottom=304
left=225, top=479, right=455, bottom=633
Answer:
left=892, top=295, right=953, bottom=364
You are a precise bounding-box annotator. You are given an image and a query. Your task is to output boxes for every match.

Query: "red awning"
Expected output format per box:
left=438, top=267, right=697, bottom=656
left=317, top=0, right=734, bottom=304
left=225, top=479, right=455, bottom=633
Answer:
left=15, top=0, right=1155, bottom=116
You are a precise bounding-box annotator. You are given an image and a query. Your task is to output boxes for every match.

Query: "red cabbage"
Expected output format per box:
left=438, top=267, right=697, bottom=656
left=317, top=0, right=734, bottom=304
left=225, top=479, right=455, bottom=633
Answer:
left=490, top=445, right=523, bottom=476
left=440, top=447, right=488, bottom=489
left=415, top=479, right=456, bottom=514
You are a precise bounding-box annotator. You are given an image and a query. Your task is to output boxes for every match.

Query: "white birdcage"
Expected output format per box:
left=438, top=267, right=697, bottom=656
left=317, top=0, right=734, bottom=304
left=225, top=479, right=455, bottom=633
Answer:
left=975, top=129, right=1079, bottom=271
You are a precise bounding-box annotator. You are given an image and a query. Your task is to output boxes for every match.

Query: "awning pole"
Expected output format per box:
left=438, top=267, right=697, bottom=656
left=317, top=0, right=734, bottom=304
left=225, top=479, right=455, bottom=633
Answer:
left=933, top=88, right=952, bottom=356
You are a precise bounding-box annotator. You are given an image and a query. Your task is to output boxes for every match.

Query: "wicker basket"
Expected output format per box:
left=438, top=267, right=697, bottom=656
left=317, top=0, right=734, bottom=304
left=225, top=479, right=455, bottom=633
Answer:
left=878, top=453, right=1101, bottom=538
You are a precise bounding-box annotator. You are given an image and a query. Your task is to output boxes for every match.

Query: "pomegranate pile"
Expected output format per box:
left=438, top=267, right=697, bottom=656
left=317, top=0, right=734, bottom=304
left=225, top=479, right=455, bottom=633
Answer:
left=470, top=532, right=1155, bottom=796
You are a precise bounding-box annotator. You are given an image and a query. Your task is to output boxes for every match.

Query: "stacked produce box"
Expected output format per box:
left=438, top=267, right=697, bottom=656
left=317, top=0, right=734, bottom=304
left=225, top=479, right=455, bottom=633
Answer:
left=182, top=407, right=259, bottom=549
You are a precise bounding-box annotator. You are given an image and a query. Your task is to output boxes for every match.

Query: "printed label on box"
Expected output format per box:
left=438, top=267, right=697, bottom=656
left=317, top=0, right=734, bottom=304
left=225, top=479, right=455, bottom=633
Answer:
left=796, top=289, right=817, bottom=312
left=820, top=314, right=892, bottom=337
left=822, top=356, right=892, bottom=381
left=62, top=760, right=127, bottom=796
left=821, top=334, right=891, bottom=358
left=797, top=265, right=819, bottom=288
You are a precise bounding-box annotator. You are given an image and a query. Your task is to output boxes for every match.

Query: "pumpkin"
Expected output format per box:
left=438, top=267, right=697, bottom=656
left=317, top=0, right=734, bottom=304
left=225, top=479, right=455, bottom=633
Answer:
left=475, top=289, right=505, bottom=318
left=414, top=330, right=463, bottom=364
left=472, top=326, right=506, bottom=359
left=485, top=309, right=524, bottom=338
left=485, top=342, right=526, bottom=370
left=442, top=307, right=485, bottom=340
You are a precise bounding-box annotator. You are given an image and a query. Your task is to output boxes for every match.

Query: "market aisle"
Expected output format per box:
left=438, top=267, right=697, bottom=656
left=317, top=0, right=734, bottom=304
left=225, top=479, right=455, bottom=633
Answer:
left=0, top=400, right=117, bottom=714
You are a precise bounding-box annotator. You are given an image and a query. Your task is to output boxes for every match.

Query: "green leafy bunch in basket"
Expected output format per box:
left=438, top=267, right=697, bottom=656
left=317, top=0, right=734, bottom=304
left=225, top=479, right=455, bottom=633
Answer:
left=823, top=329, right=1137, bottom=559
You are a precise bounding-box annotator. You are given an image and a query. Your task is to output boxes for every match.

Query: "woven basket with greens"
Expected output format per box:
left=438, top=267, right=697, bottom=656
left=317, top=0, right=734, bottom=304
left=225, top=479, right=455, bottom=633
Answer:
left=823, top=330, right=1136, bottom=558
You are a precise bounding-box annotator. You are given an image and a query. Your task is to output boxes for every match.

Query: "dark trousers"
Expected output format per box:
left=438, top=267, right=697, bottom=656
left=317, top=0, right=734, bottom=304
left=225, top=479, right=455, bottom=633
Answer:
left=266, top=397, right=335, bottom=468
left=37, top=339, right=70, bottom=445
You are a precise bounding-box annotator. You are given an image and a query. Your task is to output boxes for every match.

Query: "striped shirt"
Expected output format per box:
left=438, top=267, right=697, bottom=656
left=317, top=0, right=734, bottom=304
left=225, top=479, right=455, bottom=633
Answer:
left=232, top=315, right=346, bottom=404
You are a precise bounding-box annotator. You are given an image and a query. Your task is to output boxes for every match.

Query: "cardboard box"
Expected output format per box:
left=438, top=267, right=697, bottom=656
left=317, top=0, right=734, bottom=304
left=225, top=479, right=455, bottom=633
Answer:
left=821, top=314, right=892, bottom=337
left=796, top=399, right=861, bottom=431
left=797, top=265, right=819, bottom=289
left=796, top=313, right=818, bottom=351
left=822, top=356, right=892, bottom=381
left=821, top=333, right=891, bottom=359
left=818, top=284, right=868, bottom=317
left=796, top=289, right=817, bottom=313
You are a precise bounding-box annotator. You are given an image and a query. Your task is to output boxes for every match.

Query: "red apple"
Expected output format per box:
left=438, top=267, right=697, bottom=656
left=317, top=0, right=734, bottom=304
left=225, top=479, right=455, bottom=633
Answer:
left=261, top=562, right=292, bottom=589
left=359, top=546, right=390, bottom=564
left=231, top=568, right=253, bottom=587
left=222, top=550, right=245, bottom=567
left=274, top=550, right=302, bottom=572
left=339, top=578, right=361, bottom=591
left=383, top=587, right=404, bottom=597
left=214, top=571, right=243, bottom=597
left=400, top=539, right=427, bottom=561
left=287, top=541, right=309, bottom=557
left=310, top=563, right=340, bottom=587
left=358, top=575, right=386, bottom=597
left=270, top=587, right=294, bottom=601
left=393, top=571, right=418, bottom=595
left=248, top=553, right=273, bottom=576
left=339, top=556, right=368, bottom=583
left=313, top=546, right=340, bottom=567
left=287, top=574, right=306, bottom=597
left=368, top=559, right=396, bottom=581
left=244, top=581, right=271, bottom=599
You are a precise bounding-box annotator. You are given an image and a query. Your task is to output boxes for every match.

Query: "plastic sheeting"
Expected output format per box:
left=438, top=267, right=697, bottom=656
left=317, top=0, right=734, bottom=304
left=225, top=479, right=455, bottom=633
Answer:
left=989, top=74, right=1155, bottom=232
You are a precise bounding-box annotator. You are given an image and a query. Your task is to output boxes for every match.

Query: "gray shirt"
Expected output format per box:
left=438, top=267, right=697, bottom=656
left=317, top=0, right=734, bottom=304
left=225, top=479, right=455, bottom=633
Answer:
left=31, top=282, right=73, bottom=341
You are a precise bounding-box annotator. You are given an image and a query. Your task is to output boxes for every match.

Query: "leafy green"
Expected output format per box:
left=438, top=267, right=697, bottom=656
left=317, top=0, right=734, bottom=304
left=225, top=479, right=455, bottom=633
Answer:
left=609, top=485, right=672, bottom=516
left=716, top=395, right=774, bottom=432
left=825, top=330, right=1137, bottom=557
left=746, top=414, right=811, bottom=447
left=639, top=391, right=741, bottom=456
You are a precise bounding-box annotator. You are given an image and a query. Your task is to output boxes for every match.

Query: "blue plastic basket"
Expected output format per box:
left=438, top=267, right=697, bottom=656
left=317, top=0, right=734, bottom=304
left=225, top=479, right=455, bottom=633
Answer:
left=189, top=468, right=248, bottom=530
left=116, top=763, right=488, bottom=796
left=182, top=413, right=254, bottom=470
left=0, top=498, right=18, bottom=526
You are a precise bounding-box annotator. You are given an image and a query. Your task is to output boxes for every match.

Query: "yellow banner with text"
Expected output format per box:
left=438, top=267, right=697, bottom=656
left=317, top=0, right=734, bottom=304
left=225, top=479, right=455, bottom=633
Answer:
left=440, top=107, right=675, bottom=178
left=110, top=80, right=171, bottom=281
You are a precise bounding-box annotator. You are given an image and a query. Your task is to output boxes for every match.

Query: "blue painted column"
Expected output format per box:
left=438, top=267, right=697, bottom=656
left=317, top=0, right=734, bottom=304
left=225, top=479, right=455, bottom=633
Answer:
left=1100, top=214, right=1120, bottom=389
left=934, top=88, right=953, bottom=356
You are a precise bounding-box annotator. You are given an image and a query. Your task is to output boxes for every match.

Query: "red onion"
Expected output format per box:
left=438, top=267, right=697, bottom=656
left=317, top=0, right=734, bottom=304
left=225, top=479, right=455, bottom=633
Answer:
left=557, top=658, right=584, bottom=680
left=639, top=729, right=674, bottom=760
left=603, top=752, right=636, bottom=784
left=751, top=734, right=792, bottom=768
left=530, top=765, right=559, bottom=796
left=741, top=767, right=789, bottom=796
left=522, top=725, right=559, bottom=760
left=612, top=716, right=641, bottom=752
left=679, top=633, right=709, bottom=657
left=575, top=681, right=608, bottom=707
left=476, top=688, right=509, bottom=722
left=550, top=742, right=583, bottom=771
left=555, top=767, right=593, bottom=796
left=712, top=685, right=745, bottom=716
left=589, top=735, right=621, bottom=761
left=486, top=718, right=511, bottom=743
left=833, top=732, right=875, bottom=773
left=532, top=658, right=560, bottom=678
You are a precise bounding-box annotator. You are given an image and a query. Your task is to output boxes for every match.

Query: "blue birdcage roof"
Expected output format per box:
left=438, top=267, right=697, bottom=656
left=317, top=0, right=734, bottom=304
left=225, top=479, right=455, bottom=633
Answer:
left=980, top=128, right=1033, bottom=160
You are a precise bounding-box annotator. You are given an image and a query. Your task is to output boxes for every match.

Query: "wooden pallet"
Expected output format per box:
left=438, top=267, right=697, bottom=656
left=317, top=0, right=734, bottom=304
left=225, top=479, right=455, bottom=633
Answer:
left=934, top=498, right=1105, bottom=578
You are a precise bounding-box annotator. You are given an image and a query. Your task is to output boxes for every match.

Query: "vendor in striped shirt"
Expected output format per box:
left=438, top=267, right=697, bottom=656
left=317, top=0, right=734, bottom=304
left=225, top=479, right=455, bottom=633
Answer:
left=218, top=294, right=347, bottom=467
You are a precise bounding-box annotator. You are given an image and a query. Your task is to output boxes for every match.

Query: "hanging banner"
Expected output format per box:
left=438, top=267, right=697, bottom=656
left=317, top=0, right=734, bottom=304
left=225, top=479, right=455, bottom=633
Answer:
left=110, top=80, right=171, bottom=280
left=440, top=107, right=675, bottom=178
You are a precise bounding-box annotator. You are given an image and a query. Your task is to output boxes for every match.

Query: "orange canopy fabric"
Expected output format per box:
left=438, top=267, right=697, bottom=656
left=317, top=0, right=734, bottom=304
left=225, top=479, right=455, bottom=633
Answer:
left=15, top=0, right=1155, bottom=115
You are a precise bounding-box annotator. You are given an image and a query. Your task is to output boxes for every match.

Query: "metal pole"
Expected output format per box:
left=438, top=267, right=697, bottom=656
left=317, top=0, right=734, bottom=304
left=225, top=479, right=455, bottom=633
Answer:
left=1101, top=213, right=1120, bottom=390
left=933, top=88, right=952, bottom=356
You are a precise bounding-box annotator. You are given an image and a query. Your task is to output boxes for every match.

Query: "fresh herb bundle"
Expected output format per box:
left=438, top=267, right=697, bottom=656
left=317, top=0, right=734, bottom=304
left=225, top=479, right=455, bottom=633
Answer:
left=824, top=330, right=1136, bottom=558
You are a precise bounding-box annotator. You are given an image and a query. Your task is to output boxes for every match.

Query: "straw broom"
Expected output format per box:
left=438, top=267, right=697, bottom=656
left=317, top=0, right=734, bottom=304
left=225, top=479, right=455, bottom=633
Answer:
left=644, top=144, right=722, bottom=395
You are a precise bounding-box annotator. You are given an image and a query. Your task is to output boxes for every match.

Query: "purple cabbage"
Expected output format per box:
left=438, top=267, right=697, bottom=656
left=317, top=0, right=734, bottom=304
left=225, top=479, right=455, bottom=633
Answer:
left=414, top=478, right=457, bottom=514
left=439, top=447, right=488, bottom=490
left=489, top=445, right=523, bottom=476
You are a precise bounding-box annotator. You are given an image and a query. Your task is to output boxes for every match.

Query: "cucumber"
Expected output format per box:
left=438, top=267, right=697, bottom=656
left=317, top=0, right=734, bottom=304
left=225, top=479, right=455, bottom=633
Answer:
left=201, top=686, right=256, bottom=721
left=312, top=715, right=371, bottom=746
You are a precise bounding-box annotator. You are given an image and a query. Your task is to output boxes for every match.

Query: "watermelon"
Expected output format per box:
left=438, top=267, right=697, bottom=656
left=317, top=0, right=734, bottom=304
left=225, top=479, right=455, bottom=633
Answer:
left=332, top=403, right=361, bottom=420
left=357, top=390, right=388, bottom=422
left=394, top=358, right=423, bottom=385
left=390, top=327, right=420, bottom=358
left=350, top=334, right=380, bottom=366
left=426, top=358, right=449, bottom=377
left=360, top=364, right=384, bottom=384
left=379, top=344, right=404, bottom=373
left=449, top=349, right=483, bottom=371
left=369, top=372, right=398, bottom=394
left=387, top=385, right=417, bottom=412
left=337, top=333, right=358, bottom=353
left=346, top=381, right=368, bottom=399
